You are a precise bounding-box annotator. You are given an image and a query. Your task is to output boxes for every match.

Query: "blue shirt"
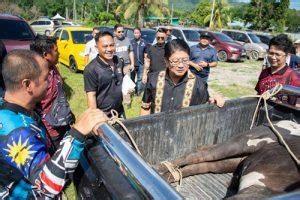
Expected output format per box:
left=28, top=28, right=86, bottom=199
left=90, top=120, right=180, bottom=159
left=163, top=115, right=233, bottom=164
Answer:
left=189, top=44, right=217, bottom=80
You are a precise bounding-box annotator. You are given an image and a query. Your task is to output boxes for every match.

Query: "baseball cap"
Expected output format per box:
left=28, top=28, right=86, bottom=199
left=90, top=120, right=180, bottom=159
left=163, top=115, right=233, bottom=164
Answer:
left=200, top=32, right=212, bottom=40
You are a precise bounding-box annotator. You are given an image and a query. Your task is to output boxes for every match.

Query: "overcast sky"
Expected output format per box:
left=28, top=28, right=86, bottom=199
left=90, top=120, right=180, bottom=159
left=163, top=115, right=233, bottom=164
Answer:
left=231, top=0, right=300, bottom=10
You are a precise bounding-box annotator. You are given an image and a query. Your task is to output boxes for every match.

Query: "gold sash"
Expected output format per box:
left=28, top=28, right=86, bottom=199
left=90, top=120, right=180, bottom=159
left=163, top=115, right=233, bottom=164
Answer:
left=154, top=70, right=196, bottom=113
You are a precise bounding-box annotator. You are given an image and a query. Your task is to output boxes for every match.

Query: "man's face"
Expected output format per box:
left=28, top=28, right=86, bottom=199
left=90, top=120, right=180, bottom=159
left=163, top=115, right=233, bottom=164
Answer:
left=134, top=29, right=141, bottom=40
left=44, top=44, right=59, bottom=67
left=97, top=35, right=115, bottom=61
left=199, top=37, right=211, bottom=47
left=168, top=50, right=189, bottom=77
left=31, top=56, right=49, bottom=102
left=166, top=26, right=173, bottom=36
left=92, top=29, right=100, bottom=38
left=115, top=27, right=124, bottom=39
left=156, top=32, right=167, bottom=45
left=267, top=45, right=287, bottom=69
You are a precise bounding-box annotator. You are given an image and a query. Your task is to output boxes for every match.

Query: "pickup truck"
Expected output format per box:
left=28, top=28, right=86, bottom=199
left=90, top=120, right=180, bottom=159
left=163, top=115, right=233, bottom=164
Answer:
left=74, top=86, right=299, bottom=199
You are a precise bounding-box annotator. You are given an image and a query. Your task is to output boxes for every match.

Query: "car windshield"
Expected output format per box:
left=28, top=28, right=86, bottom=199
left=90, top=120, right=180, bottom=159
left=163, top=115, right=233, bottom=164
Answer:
left=71, top=31, right=92, bottom=44
left=183, top=30, right=200, bottom=42
left=141, top=30, right=156, bottom=43
left=0, top=19, right=35, bottom=40
left=214, top=32, right=234, bottom=42
left=248, top=33, right=261, bottom=43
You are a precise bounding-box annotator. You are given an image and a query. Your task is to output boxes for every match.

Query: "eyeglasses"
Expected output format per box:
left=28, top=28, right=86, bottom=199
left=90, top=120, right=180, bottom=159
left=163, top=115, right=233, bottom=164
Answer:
left=169, top=57, right=189, bottom=66
left=267, top=51, right=286, bottom=58
left=157, top=37, right=165, bottom=40
left=117, top=31, right=124, bottom=33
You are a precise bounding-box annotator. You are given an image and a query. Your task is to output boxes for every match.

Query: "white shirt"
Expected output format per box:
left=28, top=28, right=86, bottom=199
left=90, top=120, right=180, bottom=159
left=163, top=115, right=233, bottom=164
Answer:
left=84, top=39, right=98, bottom=62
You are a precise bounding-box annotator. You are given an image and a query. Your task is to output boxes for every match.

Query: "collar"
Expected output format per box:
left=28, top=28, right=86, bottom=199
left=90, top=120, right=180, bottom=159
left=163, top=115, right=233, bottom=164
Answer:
left=269, top=64, right=289, bottom=75
left=96, top=55, right=115, bottom=69
left=154, top=43, right=165, bottom=49
left=0, top=101, right=33, bottom=117
left=165, top=69, right=195, bottom=85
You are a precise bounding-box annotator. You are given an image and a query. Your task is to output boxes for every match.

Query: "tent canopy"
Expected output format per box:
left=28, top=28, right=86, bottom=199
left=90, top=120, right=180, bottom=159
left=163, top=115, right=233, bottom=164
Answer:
left=52, top=13, right=65, bottom=20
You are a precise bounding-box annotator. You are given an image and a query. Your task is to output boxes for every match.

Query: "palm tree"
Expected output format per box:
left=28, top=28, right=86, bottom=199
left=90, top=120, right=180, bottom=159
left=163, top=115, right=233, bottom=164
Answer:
left=203, top=0, right=231, bottom=30
left=116, top=0, right=169, bottom=28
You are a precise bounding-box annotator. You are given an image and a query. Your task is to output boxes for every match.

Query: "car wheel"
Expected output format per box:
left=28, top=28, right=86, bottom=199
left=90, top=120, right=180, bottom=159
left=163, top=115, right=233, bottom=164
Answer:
left=45, top=30, right=50, bottom=36
left=249, top=50, right=259, bottom=60
left=69, top=57, right=78, bottom=73
left=217, top=50, right=228, bottom=62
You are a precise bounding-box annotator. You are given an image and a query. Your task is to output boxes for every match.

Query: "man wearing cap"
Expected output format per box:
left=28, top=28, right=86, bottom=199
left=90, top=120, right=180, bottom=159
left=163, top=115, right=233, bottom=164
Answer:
left=294, top=39, right=300, bottom=57
left=189, top=32, right=218, bottom=84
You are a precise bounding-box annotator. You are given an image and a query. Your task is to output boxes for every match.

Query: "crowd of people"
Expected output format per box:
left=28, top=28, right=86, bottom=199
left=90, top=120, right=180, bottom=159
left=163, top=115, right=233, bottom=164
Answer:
left=0, top=24, right=299, bottom=198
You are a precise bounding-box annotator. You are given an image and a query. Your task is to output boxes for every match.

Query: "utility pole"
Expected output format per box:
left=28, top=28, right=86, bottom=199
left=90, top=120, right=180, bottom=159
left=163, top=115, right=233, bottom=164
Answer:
left=209, top=0, right=215, bottom=29
left=73, top=0, right=77, bottom=22
left=170, top=0, right=174, bottom=25
left=107, top=0, right=110, bottom=13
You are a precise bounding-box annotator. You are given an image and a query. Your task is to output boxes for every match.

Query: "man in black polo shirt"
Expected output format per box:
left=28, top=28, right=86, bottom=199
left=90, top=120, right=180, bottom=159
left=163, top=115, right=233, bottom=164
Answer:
left=142, top=28, right=167, bottom=84
left=84, top=32, right=125, bottom=117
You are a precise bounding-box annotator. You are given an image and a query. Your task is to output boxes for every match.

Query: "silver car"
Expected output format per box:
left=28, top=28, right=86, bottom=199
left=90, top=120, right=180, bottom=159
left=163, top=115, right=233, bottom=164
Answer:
left=153, top=26, right=200, bottom=47
left=30, top=18, right=55, bottom=35
left=221, top=29, right=268, bottom=60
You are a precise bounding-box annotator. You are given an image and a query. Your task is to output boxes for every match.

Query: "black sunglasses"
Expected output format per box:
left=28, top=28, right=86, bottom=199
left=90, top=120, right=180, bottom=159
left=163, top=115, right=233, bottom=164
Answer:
left=157, top=36, right=165, bottom=40
left=117, top=31, right=124, bottom=33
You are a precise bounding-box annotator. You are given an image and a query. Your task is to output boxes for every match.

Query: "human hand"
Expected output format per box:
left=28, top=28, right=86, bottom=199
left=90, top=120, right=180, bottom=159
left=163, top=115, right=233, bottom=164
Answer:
left=199, top=61, right=208, bottom=68
left=142, top=74, right=147, bottom=84
left=129, top=64, right=134, bottom=72
left=209, top=95, right=225, bottom=108
left=73, top=108, right=108, bottom=135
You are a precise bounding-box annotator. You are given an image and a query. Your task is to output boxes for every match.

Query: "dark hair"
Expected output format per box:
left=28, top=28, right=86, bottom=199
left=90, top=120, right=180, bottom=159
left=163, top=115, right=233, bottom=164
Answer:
left=30, top=35, right=57, bottom=56
left=2, top=49, right=42, bottom=91
left=157, top=28, right=167, bottom=34
left=165, top=39, right=190, bottom=60
left=95, top=31, right=114, bottom=43
left=269, top=34, right=293, bottom=54
left=92, top=27, right=99, bottom=31
left=114, top=24, right=123, bottom=31
left=134, top=27, right=141, bottom=32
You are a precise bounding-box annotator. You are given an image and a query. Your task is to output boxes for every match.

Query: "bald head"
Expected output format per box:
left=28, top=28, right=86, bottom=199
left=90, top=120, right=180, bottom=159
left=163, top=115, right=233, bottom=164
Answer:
left=2, top=49, right=46, bottom=92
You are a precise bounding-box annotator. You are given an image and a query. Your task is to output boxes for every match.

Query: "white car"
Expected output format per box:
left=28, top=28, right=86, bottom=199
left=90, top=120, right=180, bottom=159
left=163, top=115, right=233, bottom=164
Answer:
left=30, top=18, right=55, bottom=35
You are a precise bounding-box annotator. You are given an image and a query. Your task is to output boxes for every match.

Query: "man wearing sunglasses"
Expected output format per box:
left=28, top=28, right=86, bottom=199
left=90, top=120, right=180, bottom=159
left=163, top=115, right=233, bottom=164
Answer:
left=152, top=26, right=176, bottom=45
left=142, top=28, right=167, bottom=84
left=113, top=24, right=134, bottom=107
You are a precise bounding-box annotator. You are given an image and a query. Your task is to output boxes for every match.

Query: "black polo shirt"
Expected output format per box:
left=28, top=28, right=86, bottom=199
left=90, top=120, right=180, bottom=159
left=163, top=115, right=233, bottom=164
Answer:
left=147, top=43, right=166, bottom=73
left=142, top=70, right=209, bottom=113
left=84, top=55, right=124, bottom=116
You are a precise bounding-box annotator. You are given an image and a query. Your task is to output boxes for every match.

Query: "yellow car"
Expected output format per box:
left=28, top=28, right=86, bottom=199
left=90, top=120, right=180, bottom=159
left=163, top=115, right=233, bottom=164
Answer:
left=51, top=27, right=92, bottom=72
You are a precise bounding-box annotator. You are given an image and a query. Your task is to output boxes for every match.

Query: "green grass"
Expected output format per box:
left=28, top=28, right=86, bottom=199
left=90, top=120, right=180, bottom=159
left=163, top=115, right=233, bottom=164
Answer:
left=210, top=83, right=256, bottom=99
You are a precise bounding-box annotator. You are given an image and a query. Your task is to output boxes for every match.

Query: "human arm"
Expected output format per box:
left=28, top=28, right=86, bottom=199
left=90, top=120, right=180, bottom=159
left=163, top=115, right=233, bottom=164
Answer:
left=142, top=55, right=150, bottom=84
left=129, top=51, right=134, bottom=71
left=4, top=109, right=107, bottom=197
left=140, top=75, right=153, bottom=116
left=209, top=95, right=225, bottom=107
left=86, top=91, right=97, bottom=109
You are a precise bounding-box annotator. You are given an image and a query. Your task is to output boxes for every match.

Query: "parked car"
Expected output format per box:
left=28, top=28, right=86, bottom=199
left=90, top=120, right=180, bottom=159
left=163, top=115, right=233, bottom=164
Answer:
left=30, top=18, right=56, bottom=35
left=255, top=33, right=273, bottom=45
left=196, top=29, right=245, bottom=62
left=61, top=21, right=81, bottom=27
left=221, top=29, right=268, bottom=60
left=154, top=26, right=200, bottom=46
left=141, top=28, right=156, bottom=44
left=97, top=26, right=134, bottom=40
left=51, top=27, right=92, bottom=72
left=0, top=13, right=35, bottom=52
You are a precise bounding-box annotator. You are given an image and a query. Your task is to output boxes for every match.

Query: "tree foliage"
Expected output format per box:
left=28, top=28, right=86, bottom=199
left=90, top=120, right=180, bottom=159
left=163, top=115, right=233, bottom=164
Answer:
left=189, top=0, right=211, bottom=27
left=116, top=0, right=169, bottom=28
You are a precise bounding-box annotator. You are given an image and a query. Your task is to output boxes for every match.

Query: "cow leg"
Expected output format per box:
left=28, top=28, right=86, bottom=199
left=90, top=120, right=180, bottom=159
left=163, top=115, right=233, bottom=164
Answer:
left=162, top=157, right=244, bottom=183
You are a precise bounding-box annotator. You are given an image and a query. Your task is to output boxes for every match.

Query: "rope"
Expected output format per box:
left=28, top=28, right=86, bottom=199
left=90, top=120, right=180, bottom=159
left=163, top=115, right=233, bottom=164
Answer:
left=161, top=161, right=183, bottom=191
left=107, top=110, right=142, bottom=156
left=243, top=84, right=300, bottom=165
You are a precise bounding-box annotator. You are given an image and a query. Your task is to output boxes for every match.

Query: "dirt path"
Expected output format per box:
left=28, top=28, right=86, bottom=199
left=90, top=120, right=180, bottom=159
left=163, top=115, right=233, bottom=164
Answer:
left=207, top=60, right=263, bottom=98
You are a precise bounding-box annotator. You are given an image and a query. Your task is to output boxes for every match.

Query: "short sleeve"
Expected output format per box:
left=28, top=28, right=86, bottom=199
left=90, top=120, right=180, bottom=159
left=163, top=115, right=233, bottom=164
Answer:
left=129, top=40, right=133, bottom=52
left=83, top=65, right=98, bottom=92
left=142, top=75, right=154, bottom=104
left=84, top=41, right=91, bottom=56
left=211, top=48, right=218, bottom=62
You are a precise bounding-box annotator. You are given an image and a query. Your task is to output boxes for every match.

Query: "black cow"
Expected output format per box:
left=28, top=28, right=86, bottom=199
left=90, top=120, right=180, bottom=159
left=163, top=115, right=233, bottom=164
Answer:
left=155, top=120, right=300, bottom=198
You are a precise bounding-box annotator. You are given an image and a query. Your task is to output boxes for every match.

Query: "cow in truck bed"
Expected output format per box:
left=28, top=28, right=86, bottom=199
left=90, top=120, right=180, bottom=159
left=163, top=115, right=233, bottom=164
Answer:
left=155, top=120, right=300, bottom=198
